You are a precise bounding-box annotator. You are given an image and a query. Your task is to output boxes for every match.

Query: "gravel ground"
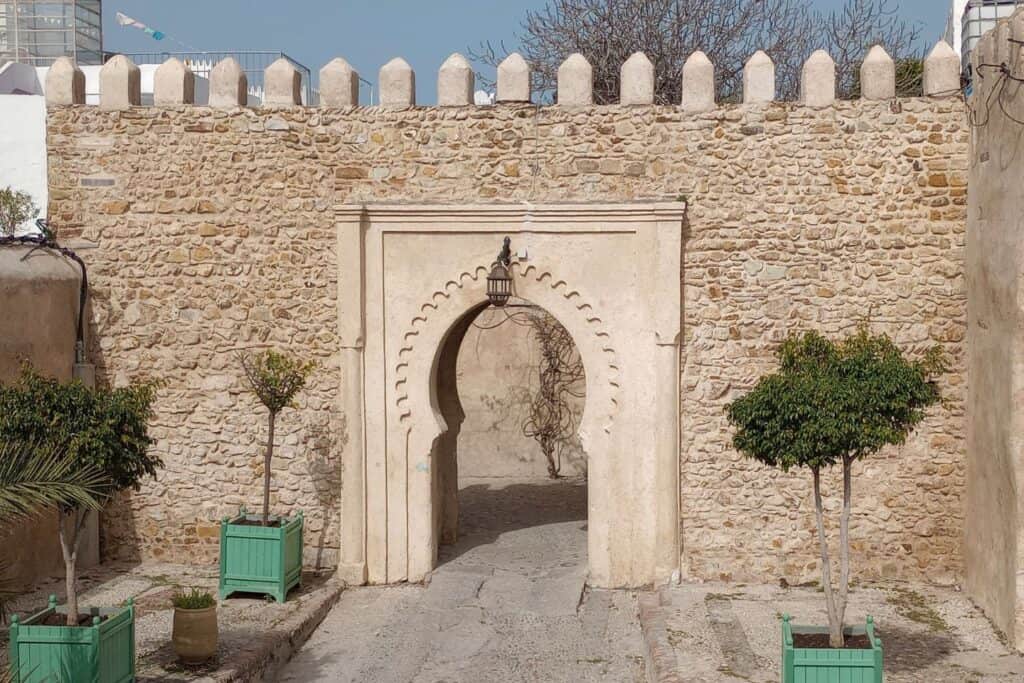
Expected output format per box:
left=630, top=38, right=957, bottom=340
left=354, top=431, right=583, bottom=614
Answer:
left=657, top=580, right=1024, bottom=682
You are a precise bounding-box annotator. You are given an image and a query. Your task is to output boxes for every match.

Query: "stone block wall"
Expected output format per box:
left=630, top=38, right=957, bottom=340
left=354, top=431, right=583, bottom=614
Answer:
left=46, top=95, right=967, bottom=581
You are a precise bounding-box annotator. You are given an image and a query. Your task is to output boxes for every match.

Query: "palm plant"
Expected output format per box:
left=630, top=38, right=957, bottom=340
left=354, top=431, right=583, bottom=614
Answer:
left=0, top=439, right=108, bottom=625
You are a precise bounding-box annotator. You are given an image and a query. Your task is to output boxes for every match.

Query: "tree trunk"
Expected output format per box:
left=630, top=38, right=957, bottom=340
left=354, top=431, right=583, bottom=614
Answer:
left=812, top=466, right=843, bottom=647
left=262, top=410, right=276, bottom=526
left=57, top=508, right=88, bottom=627
left=836, top=455, right=853, bottom=642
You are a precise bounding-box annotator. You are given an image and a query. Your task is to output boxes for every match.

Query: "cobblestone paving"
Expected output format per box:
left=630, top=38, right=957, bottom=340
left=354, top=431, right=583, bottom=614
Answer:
left=279, top=476, right=645, bottom=682
left=660, top=580, right=1024, bottom=682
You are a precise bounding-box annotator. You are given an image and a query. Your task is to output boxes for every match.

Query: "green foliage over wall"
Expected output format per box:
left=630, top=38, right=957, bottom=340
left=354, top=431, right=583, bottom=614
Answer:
left=727, top=327, right=945, bottom=472
left=0, top=366, right=162, bottom=502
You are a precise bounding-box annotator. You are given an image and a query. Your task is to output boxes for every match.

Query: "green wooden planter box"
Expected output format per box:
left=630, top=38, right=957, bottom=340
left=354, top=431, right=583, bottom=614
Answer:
left=8, top=596, right=135, bottom=683
left=219, top=508, right=303, bottom=603
left=781, top=614, right=883, bottom=683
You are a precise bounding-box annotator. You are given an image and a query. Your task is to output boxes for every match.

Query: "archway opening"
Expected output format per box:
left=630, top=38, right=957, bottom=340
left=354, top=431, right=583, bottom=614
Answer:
left=430, top=298, right=589, bottom=575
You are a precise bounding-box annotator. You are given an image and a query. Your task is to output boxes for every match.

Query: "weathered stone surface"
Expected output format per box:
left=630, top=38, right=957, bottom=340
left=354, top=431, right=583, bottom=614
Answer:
left=801, top=50, right=835, bottom=107
left=45, top=56, right=85, bottom=106
left=965, top=6, right=1024, bottom=652
left=557, top=53, right=592, bottom=106
left=279, top=479, right=644, bottom=681
left=153, top=58, right=195, bottom=106
left=437, top=53, right=473, bottom=106
left=620, top=51, right=654, bottom=105
left=923, top=40, right=961, bottom=97
left=743, top=50, right=775, bottom=104
left=209, top=57, right=247, bottom=107
left=861, top=44, right=896, bottom=100
left=681, top=51, right=714, bottom=112
left=497, top=52, right=530, bottom=102
left=99, top=54, right=141, bottom=110
left=44, top=97, right=969, bottom=592
left=379, top=57, right=415, bottom=107
left=320, top=58, right=359, bottom=107
left=264, top=57, right=302, bottom=107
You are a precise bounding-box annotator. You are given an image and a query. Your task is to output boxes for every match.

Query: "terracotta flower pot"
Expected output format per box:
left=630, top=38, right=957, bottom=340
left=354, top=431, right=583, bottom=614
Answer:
left=172, top=604, right=218, bottom=663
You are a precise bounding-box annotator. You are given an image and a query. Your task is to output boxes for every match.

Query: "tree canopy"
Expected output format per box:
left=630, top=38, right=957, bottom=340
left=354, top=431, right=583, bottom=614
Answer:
left=0, top=366, right=161, bottom=501
left=471, top=0, right=922, bottom=103
left=727, top=328, right=945, bottom=472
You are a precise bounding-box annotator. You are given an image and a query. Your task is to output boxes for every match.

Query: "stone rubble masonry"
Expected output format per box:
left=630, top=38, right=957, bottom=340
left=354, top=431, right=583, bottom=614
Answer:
left=45, top=90, right=968, bottom=587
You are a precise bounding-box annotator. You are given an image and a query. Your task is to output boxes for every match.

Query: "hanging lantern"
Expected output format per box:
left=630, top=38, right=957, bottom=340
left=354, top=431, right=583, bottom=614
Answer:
left=486, top=236, right=513, bottom=307
left=487, top=262, right=512, bottom=307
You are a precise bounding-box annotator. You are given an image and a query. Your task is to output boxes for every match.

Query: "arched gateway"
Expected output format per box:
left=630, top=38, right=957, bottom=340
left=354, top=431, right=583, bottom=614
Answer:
left=336, top=203, right=685, bottom=588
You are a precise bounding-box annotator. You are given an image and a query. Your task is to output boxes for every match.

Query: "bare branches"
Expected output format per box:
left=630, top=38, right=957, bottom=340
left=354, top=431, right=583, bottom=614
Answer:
left=469, top=0, right=922, bottom=103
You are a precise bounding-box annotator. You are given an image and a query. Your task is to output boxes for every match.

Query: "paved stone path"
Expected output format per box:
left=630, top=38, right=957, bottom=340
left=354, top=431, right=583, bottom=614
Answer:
left=653, top=581, right=1024, bottom=683
left=279, top=477, right=645, bottom=682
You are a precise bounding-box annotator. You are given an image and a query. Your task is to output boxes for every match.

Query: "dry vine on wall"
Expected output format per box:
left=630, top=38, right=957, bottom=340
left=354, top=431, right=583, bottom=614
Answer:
left=522, top=311, right=586, bottom=478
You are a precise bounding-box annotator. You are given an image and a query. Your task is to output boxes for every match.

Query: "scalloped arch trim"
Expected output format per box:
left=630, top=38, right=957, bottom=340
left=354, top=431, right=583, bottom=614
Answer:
left=393, top=263, right=621, bottom=434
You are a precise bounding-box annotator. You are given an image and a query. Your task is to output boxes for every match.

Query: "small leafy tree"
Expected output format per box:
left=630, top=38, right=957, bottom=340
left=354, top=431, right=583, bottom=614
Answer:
left=0, top=187, right=39, bottom=236
left=726, top=328, right=944, bottom=647
left=0, top=440, right=108, bottom=624
left=239, top=350, right=315, bottom=526
left=0, top=366, right=161, bottom=626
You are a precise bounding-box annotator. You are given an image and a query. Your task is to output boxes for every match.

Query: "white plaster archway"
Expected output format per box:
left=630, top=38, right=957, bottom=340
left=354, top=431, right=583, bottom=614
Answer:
left=336, top=203, right=684, bottom=588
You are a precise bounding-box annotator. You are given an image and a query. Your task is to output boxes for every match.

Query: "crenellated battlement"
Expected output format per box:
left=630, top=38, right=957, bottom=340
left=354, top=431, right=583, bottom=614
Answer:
left=44, top=41, right=964, bottom=112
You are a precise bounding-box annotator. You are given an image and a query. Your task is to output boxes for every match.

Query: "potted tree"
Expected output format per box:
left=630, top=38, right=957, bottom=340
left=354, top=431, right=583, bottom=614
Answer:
left=219, top=350, right=314, bottom=603
left=170, top=588, right=218, bottom=663
left=1, top=365, right=160, bottom=683
left=726, top=328, right=944, bottom=683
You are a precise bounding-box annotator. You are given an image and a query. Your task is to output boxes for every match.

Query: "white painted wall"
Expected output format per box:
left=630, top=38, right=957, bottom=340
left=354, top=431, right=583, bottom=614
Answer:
left=0, top=94, right=47, bottom=233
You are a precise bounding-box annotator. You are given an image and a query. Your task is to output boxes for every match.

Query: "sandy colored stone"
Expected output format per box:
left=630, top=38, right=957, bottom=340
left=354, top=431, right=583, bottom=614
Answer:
left=861, top=45, right=895, bottom=100
left=264, top=58, right=302, bottom=107
left=620, top=52, right=655, bottom=105
left=497, top=52, right=530, bottom=103
left=743, top=50, right=775, bottom=104
left=557, top=53, right=592, bottom=106
left=681, top=51, right=714, bottom=112
left=437, top=53, right=473, bottom=107
left=801, top=50, right=835, bottom=107
left=100, top=54, right=141, bottom=110
left=42, top=94, right=969, bottom=603
left=924, top=40, right=961, bottom=97
left=45, top=56, right=85, bottom=106
left=379, top=57, right=415, bottom=108
left=153, top=58, right=195, bottom=106
left=965, top=6, right=1024, bottom=652
left=209, top=57, right=247, bottom=107
left=320, top=58, right=359, bottom=107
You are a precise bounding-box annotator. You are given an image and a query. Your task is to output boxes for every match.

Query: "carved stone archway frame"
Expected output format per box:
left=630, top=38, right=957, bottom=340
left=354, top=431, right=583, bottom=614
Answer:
left=336, top=202, right=684, bottom=588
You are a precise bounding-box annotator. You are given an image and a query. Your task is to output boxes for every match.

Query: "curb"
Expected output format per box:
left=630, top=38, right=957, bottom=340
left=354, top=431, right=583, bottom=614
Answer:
left=639, top=588, right=682, bottom=683
left=211, top=579, right=344, bottom=683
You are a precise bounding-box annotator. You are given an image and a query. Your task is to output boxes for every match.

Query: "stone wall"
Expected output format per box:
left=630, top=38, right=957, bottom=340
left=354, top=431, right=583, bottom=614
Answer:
left=964, top=9, right=1024, bottom=650
left=46, top=95, right=967, bottom=581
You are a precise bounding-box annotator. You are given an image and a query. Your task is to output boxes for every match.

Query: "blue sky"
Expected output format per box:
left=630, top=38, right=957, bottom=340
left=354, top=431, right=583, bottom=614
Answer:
left=103, top=1, right=948, bottom=103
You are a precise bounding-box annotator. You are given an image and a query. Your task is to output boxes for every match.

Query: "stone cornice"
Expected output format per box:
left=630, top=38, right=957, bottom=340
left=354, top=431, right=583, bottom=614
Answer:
left=334, top=201, right=687, bottom=225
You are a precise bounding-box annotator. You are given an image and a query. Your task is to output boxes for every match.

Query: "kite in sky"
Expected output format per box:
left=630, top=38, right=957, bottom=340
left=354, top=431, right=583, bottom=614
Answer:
left=115, top=12, right=166, bottom=41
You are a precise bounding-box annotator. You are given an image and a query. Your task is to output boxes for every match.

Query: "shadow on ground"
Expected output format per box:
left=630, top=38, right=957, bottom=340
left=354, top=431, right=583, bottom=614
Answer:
left=878, top=624, right=956, bottom=674
left=437, top=478, right=587, bottom=567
